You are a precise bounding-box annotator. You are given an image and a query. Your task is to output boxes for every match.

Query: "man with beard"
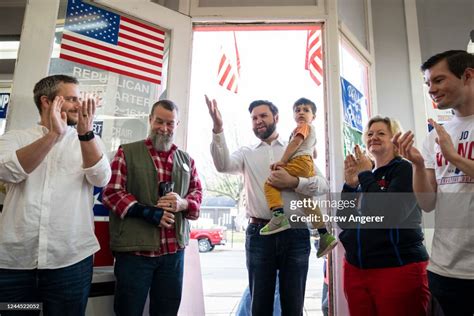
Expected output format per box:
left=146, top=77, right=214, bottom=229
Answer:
left=205, top=96, right=329, bottom=315
left=0, top=74, right=111, bottom=315
left=102, top=99, right=202, bottom=316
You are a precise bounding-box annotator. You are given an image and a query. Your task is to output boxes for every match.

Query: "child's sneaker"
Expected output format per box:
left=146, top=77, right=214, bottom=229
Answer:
left=317, top=233, right=337, bottom=258
left=260, top=213, right=291, bottom=235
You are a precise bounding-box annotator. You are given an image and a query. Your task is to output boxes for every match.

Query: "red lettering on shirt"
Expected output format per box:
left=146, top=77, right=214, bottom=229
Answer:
left=458, top=142, right=468, bottom=158
left=469, top=141, right=474, bottom=160
left=436, top=152, right=445, bottom=167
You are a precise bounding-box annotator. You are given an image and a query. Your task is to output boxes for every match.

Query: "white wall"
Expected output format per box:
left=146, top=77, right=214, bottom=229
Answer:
left=371, top=0, right=415, bottom=132
left=416, top=0, right=474, bottom=62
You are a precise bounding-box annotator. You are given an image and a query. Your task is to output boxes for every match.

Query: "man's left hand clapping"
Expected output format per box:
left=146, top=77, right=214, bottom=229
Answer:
left=77, top=95, right=96, bottom=135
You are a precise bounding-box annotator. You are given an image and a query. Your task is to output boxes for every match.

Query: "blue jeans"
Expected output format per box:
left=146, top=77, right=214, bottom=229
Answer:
left=236, top=274, right=281, bottom=316
left=428, top=270, right=474, bottom=316
left=0, top=256, right=93, bottom=316
left=113, top=251, right=184, bottom=316
left=246, top=223, right=310, bottom=316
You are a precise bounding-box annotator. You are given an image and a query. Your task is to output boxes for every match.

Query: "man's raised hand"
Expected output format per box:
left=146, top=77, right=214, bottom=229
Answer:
left=77, top=94, right=97, bottom=135
left=205, top=95, right=223, bottom=133
left=392, top=131, right=425, bottom=167
left=429, top=118, right=457, bottom=161
left=49, top=96, right=67, bottom=137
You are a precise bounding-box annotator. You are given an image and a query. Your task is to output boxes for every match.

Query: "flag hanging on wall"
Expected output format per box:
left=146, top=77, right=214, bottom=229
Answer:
left=305, top=29, right=323, bottom=86
left=60, top=0, right=165, bottom=85
left=217, top=32, right=240, bottom=94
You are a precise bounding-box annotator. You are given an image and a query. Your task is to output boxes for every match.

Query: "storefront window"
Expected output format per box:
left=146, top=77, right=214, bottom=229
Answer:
left=48, top=0, right=170, bottom=157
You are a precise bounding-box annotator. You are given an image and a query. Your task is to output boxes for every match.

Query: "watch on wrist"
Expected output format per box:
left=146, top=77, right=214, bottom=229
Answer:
left=78, top=131, right=95, bottom=141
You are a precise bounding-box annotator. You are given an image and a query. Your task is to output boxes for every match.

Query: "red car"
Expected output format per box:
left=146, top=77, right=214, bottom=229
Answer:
left=190, top=227, right=227, bottom=252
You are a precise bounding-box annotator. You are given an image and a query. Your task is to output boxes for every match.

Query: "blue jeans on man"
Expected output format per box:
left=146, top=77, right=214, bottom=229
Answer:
left=0, top=256, right=93, bottom=316
left=236, top=274, right=281, bottom=316
left=113, top=251, right=184, bottom=316
left=246, top=223, right=310, bottom=316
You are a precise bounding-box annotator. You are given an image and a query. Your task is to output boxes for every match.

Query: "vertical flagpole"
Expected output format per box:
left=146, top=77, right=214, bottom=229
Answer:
left=233, top=31, right=241, bottom=76
left=305, top=30, right=310, bottom=70
left=233, top=31, right=240, bottom=93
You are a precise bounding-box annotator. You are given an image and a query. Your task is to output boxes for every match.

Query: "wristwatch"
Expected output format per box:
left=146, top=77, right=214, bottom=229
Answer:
left=78, top=131, right=95, bottom=141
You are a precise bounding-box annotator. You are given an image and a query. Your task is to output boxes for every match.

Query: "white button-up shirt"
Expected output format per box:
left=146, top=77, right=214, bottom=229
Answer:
left=211, top=132, right=329, bottom=222
left=0, top=125, right=111, bottom=269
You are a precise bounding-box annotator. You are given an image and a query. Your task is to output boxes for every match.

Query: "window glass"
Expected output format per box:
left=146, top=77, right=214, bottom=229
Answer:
left=339, top=38, right=371, bottom=154
left=48, top=0, right=170, bottom=157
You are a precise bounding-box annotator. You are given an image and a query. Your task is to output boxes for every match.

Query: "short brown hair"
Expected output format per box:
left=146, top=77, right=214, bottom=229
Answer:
left=421, top=50, right=474, bottom=79
left=33, top=75, right=78, bottom=114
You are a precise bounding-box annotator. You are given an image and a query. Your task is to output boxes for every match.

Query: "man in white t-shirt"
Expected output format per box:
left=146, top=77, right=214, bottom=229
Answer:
left=395, top=50, right=474, bottom=316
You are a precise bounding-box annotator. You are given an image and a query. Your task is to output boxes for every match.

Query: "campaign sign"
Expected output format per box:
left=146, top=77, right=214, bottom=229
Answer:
left=343, top=123, right=364, bottom=157
left=341, top=77, right=364, bottom=132
left=93, top=120, right=103, bottom=137
left=93, top=186, right=108, bottom=216
left=0, top=93, right=10, bottom=119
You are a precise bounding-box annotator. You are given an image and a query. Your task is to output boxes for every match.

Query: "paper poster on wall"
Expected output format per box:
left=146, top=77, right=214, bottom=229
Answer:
left=423, top=88, right=454, bottom=131
left=341, top=77, right=365, bottom=132
left=0, top=93, right=10, bottom=119
left=343, top=123, right=364, bottom=157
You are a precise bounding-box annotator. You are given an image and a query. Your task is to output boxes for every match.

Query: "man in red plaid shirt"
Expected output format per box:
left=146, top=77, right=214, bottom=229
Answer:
left=102, top=99, right=202, bottom=316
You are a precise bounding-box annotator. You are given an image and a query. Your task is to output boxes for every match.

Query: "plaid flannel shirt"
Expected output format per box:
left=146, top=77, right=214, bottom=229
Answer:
left=102, top=139, right=202, bottom=257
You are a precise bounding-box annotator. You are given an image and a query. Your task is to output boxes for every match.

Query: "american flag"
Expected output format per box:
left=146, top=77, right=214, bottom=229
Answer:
left=60, top=0, right=165, bottom=85
left=305, top=29, right=323, bottom=86
left=217, top=32, right=240, bottom=94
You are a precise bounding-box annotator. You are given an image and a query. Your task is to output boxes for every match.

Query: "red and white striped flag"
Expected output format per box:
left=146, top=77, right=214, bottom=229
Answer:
left=60, top=0, right=164, bottom=85
left=217, top=32, right=240, bottom=94
left=305, top=29, right=323, bottom=86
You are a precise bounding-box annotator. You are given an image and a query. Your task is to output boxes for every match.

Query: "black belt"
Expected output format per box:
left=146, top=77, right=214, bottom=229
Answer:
left=249, top=217, right=270, bottom=225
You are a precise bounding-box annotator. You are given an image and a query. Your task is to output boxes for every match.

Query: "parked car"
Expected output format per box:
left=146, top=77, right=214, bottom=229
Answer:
left=190, top=227, right=227, bottom=252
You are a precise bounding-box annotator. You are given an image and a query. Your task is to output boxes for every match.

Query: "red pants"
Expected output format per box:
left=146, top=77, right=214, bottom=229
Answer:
left=343, top=259, right=430, bottom=316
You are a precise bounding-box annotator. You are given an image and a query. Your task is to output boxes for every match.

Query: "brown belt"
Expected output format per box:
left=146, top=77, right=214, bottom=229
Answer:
left=249, top=217, right=270, bottom=225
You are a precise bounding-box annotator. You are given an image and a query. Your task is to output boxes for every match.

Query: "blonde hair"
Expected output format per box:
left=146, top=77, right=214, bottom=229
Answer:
left=363, top=116, right=403, bottom=156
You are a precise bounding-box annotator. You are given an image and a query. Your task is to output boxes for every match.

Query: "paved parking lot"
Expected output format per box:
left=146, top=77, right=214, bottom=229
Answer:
left=199, top=242, right=325, bottom=315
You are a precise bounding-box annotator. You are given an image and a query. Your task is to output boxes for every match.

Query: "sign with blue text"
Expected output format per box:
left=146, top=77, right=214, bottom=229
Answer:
left=93, top=121, right=103, bottom=137
left=341, top=77, right=364, bottom=132
left=0, top=93, right=10, bottom=119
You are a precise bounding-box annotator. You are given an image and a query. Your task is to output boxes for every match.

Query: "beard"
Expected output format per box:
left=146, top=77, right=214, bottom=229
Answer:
left=253, top=121, right=276, bottom=140
left=149, top=130, right=174, bottom=152
left=67, top=118, right=77, bottom=126
left=65, top=112, right=78, bottom=126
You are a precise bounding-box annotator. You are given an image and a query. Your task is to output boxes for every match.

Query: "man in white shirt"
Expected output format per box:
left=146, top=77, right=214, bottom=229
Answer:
left=395, top=50, right=474, bottom=316
left=0, top=75, right=111, bottom=316
left=205, top=96, right=329, bottom=316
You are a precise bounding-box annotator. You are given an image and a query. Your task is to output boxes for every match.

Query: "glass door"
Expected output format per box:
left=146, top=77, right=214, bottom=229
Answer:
left=48, top=0, right=193, bottom=153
